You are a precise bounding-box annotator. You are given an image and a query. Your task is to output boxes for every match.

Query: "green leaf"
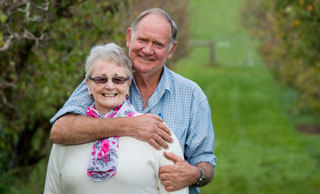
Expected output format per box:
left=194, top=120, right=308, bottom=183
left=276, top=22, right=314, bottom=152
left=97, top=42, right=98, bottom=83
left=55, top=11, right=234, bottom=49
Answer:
left=0, top=11, right=7, bottom=23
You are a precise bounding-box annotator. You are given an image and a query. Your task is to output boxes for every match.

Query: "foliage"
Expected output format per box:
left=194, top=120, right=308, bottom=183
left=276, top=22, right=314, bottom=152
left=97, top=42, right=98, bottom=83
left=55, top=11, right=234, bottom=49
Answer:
left=176, top=0, right=320, bottom=193
left=0, top=0, right=189, bottom=192
left=243, top=0, right=320, bottom=113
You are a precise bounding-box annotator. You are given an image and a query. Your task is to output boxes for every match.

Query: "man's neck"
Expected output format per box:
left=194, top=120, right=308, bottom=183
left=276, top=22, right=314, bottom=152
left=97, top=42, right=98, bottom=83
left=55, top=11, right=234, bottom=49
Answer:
left=134, top=68, right=163, bottom=109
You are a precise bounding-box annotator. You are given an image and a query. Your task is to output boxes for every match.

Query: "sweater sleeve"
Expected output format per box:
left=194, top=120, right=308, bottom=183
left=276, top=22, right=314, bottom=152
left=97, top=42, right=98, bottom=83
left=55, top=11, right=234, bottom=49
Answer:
left=44, top=144, right=65, bottom=194
left=157, top=124, right=189, bottom=194
left=50, top=79, right=93, bottom=124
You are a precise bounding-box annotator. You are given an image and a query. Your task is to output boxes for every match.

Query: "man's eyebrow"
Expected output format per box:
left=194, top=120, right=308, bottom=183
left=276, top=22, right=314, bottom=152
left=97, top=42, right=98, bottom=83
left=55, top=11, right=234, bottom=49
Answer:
left=153, top=41, right=164, bottom=45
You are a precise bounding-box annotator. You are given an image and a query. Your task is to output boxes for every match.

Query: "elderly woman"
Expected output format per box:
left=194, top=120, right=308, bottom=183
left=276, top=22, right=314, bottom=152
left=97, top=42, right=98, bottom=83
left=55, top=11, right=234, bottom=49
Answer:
left=44, top=43, right=188, bottom=194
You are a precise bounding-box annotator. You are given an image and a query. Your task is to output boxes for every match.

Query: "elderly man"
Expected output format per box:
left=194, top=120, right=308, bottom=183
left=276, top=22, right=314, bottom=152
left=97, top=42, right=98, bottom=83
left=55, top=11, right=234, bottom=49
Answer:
left=50, top=8, right=216, bottom=194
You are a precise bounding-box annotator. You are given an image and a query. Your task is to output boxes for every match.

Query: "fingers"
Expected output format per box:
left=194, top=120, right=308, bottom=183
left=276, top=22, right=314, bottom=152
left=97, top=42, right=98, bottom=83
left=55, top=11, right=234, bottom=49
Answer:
left=148, top=139, right=161, bottom=150
left=157, top=122, right=172, bottom=141
left=148, top=113, right=163, bottom=122
left=162, top=180, right=175, bottom=192
left=159, top=171, right=180, bottom=192
left=134, top=114, right=173, bottom=149
left=163, top=152, right=184, bottom=163
left=147, top=114, right=173, bottom=149
left=152, top=132, right=169, bottom=149
left=164, top=186, right=175, bottom=192
left=159, top=165, right=173, bottom=174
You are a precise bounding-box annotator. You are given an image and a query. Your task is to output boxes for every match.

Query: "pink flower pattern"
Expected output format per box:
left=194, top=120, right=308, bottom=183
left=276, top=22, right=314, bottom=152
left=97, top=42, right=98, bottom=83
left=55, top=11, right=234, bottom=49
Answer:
left=86, top=99, right=136, bottom=181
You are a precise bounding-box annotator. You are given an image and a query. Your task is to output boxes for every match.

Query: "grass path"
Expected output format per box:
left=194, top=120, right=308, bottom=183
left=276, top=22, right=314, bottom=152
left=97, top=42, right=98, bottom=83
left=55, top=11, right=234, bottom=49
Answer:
left=9, top=1, right=320, bottom=194
left=174, top=0, right=320, bottom=193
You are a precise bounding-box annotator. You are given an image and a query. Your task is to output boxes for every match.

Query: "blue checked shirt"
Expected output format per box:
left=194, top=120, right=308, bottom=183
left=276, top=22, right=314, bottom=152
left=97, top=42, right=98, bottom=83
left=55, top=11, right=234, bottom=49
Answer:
left=50, top=66, right=217, bottom=194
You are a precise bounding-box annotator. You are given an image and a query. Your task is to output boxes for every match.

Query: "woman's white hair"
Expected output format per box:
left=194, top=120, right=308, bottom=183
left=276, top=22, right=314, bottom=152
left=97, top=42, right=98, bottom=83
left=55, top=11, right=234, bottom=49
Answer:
left=85, top=43, right=133, bottom=79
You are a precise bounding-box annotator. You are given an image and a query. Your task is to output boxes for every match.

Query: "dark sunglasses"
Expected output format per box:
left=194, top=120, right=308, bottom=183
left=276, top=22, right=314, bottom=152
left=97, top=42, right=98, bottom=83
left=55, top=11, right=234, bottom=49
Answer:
left=89, top=76, right=129, bottom=84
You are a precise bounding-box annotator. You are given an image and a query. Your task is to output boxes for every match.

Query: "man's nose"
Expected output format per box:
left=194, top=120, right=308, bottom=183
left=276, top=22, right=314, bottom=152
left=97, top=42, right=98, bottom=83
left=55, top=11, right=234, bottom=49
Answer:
left=142, top=43, right=153, bottom=55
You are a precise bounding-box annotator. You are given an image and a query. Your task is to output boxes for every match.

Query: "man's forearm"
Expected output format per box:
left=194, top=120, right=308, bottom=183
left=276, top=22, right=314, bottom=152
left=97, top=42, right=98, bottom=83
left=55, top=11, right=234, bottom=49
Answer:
left=197, top=162, right=214, bottom=186
left=50, top=113, right=172, bottom=147
left=50, top=114, right=133, bottom=145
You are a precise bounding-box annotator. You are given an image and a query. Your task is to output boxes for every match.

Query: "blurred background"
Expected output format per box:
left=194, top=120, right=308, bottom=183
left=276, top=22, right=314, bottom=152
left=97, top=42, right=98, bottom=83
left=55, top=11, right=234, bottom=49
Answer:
left=0, top=0, right=319, bottom=193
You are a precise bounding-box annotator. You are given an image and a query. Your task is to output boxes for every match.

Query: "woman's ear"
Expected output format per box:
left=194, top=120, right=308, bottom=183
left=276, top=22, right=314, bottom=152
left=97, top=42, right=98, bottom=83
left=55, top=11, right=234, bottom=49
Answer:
left=126, top=79, right=132, bottom=97
left=86, top=78, right=93, bottom=96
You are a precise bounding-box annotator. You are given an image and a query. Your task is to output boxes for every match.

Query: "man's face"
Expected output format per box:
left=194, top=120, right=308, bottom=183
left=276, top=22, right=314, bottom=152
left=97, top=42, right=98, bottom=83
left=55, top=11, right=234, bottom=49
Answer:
left=126, top=14, right=177, bottom=76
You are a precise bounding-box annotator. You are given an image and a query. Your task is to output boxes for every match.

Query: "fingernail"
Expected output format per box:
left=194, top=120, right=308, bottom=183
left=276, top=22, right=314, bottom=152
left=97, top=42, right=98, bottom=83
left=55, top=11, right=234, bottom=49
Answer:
left=158, top=113, right=162, bottom=119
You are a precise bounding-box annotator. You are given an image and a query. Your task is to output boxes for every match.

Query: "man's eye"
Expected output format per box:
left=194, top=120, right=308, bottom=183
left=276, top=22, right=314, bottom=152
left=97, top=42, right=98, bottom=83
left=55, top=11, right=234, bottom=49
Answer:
left=155, top=42, right=163, bottom=47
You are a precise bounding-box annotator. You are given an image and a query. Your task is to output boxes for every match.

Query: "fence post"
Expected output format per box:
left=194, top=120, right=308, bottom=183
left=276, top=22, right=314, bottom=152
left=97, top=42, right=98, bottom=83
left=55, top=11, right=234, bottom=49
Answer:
left=209, top=40, right=215, bottom=65
left=189, top=40, right=216, bottom=65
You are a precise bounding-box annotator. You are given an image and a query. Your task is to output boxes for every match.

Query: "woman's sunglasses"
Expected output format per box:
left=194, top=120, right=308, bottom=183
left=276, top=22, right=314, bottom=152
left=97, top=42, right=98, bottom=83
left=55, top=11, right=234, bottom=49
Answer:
left=89, top=76, right=129, bottom=85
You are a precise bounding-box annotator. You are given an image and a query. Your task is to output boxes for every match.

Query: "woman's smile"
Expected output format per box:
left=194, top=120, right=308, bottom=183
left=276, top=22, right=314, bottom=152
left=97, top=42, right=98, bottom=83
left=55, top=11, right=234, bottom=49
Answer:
left=102, top=93, right=117, bottom=97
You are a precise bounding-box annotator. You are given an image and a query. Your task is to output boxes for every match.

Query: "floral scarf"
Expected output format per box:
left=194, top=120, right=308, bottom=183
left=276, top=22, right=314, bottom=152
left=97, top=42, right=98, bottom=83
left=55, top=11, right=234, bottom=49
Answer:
left=86, top=98, right=136, bottom=181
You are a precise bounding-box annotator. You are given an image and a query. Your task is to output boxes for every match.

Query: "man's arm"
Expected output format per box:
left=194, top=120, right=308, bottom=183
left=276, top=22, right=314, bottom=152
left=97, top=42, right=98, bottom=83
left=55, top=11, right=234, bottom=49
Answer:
left=159, top=153, right=214, bottom=191
left=159, top=86, right=217, bottom=191
left=50, top=79, right=173, bottom=149
left=197, top=161, right=214, bottom=186
left=50, top=113, right=173, bottom=149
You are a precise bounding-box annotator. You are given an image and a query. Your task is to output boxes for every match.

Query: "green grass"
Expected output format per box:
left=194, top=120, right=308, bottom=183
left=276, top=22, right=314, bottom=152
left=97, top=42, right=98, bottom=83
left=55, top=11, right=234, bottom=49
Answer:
left=9, top=0, right=320, bottom=194
left=174, top=0, right=320, bottom=193
left=188, top=0, right=263, bottom=67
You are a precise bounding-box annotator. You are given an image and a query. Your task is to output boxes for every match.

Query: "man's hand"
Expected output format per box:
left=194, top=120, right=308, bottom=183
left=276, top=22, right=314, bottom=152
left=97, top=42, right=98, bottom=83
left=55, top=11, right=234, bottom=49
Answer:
left=159, top=152, right=199, bottom=192
left=131, top=114, right=173, bottom=150
left=50, top=113, right=173, bottom=147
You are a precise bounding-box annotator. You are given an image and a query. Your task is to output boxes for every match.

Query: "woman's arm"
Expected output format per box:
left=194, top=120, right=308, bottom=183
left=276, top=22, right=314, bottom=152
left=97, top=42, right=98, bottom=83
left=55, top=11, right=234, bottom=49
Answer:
left=44, top=145, right=65, bottom=194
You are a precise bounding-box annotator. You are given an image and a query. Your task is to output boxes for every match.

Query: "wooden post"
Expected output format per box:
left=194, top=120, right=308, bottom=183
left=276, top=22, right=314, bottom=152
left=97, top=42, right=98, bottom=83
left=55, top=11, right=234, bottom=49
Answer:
left=209, top=40, right=215, bottom=65
left=189, top=40, right=216, bottom=65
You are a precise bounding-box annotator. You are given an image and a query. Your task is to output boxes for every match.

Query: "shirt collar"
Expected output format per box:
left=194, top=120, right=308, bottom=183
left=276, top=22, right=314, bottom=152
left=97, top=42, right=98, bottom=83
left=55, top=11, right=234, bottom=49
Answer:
left=131, top=65, right=171, bottom=95
left=130, top=65, right=171, bottom=113
left=158, top=65, right=171, bottom=95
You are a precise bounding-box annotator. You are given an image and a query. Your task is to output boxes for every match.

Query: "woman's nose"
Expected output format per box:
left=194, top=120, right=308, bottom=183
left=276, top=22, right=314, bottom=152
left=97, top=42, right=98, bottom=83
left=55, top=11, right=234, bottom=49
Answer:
left=105, top=79, right=115, bottom=89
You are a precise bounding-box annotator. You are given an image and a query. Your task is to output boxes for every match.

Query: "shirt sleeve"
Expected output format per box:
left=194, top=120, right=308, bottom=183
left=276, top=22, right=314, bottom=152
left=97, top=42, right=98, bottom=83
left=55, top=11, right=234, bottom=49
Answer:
left=44, top=144, right=65, bottom=194
left=185, top=88, right=217, bottom=167
left=157, top=127, right=189, bottom=194
left=50, top=79, right=94, bottom=124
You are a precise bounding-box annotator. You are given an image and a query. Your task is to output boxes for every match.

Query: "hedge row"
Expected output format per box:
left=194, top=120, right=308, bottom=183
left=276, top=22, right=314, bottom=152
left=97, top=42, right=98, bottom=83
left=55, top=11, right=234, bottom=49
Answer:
left=0, top=0, right=188, bottom=192
left=243, top=0, right=320, bottom=113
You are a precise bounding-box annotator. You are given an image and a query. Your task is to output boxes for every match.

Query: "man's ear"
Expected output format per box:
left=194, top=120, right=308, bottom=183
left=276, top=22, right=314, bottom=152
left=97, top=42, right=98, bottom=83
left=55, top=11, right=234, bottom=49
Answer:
left=126, top=28, right=132, bottom=48
left=167, top=41, right=178, bottom=60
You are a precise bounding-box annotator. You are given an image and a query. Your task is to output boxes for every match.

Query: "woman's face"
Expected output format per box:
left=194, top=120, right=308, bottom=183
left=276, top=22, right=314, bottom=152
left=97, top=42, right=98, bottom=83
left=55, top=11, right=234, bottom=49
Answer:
left=86, top=59, right=131, bottom=114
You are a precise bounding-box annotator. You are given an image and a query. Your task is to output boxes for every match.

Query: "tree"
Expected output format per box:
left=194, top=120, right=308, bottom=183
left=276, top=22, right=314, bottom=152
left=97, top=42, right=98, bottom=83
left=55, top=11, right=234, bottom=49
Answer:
left=0, top=0, right=189, bottom=192
left=243, top=0, right=320, bottom=113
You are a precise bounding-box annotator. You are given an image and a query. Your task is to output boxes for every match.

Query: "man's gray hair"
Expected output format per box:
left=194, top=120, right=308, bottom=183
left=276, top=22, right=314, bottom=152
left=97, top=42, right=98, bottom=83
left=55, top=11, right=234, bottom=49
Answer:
left=85, top=43, right=133, bottom=79
left=130, top=8, right=178, bottom=48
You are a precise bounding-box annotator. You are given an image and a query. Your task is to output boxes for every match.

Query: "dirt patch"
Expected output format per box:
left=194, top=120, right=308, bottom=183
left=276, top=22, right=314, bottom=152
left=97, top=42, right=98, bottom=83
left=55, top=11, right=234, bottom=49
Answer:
left=297, top=124, right=320, bottom=135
